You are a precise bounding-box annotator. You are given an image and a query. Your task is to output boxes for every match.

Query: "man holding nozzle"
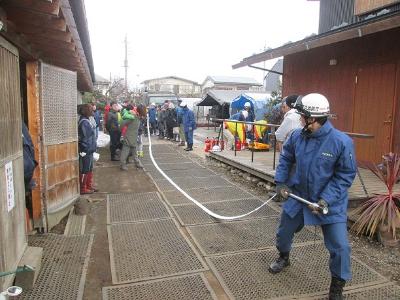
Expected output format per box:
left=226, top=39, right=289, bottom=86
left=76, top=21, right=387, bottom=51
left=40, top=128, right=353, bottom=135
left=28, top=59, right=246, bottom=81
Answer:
left=270, top=93, right=357, bottom=300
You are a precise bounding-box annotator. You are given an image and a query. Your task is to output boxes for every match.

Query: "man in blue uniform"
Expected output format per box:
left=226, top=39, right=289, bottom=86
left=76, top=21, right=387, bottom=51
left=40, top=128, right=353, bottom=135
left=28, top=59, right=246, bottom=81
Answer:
left=181, top=101, right=196, bottom=151
left=269, top=93, right=357, bottom=300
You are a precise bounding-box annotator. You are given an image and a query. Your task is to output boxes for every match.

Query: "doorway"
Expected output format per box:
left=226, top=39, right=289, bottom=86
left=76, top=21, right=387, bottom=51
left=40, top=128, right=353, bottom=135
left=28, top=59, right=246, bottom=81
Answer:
left=352, top=63, right=396, bottom=162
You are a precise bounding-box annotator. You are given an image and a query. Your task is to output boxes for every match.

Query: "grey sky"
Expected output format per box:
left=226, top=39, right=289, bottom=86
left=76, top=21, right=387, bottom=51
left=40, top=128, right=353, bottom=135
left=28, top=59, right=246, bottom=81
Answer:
left=85, top=0, right=319, bottom=87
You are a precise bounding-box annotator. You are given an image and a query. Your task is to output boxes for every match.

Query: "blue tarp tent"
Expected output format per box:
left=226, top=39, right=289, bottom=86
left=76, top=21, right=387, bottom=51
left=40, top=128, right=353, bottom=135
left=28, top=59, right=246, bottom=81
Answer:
left=230, top=93, right=271, bottom=121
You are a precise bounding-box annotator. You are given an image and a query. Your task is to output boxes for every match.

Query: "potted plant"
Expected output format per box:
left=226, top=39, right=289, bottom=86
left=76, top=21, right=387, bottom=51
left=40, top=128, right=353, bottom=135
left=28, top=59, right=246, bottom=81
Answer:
left=351, top=153, right=400, bottom=247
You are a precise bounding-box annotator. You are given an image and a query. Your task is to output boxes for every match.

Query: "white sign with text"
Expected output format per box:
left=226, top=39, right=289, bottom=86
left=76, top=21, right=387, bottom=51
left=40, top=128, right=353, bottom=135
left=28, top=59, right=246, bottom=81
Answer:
left=5, top=161, right=15, bottom=212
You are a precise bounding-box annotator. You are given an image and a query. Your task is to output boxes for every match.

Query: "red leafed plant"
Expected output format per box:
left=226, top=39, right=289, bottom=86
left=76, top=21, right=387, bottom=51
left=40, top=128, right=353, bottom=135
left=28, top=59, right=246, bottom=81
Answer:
left=351, top=153, right=400, bottom=239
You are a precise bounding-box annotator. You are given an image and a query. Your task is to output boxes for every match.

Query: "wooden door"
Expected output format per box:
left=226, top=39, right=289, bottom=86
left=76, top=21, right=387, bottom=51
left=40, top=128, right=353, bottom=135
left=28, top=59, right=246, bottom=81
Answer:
left=352, top=63, right=396, bottom=162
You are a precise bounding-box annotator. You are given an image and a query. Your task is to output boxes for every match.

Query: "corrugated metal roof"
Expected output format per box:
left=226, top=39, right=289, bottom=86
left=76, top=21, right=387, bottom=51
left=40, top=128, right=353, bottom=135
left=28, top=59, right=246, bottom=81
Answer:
left=205, top=76, right=262, bottom=86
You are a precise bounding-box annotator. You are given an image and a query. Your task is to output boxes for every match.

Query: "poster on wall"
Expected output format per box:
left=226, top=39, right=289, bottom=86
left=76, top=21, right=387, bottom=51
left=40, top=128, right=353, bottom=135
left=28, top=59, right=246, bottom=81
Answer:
left=5, top=161, right=15, bottom=212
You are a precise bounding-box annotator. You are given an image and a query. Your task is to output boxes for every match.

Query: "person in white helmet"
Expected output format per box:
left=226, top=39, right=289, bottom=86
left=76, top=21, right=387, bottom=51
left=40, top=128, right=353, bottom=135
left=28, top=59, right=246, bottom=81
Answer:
left=270, top=93, right=357, bottom=300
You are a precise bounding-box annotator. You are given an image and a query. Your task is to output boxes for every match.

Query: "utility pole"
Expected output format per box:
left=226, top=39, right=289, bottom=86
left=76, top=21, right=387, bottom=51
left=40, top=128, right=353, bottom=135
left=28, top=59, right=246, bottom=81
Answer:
left=123, top=35, right=128, bottom=93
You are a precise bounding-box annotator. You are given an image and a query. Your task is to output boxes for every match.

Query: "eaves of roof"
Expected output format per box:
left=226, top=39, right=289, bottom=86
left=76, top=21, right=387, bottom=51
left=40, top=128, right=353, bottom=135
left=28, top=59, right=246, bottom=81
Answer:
left=233, top=11, right=400, bottom=69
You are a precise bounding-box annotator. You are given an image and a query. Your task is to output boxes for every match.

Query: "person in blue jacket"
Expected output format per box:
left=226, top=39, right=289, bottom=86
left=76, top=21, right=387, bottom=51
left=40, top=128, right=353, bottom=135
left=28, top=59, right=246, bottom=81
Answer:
left=181, top=101, right=196, bottom=151
left=269, top=93, right=357, bottom=300
left=148, top=103, right=157, bottom=135
left=78, top=104, right=97, bottom=194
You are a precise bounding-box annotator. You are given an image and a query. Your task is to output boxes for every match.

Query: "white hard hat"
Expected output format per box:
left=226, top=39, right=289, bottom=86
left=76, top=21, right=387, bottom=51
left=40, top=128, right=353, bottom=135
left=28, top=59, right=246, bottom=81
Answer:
left=295, top=93, right=330, bottom=118
left=180, top=101, right=188, bottom=107
left=244, top=102, right=251, bottom=108
left=151, top=102, right=156, bottom=106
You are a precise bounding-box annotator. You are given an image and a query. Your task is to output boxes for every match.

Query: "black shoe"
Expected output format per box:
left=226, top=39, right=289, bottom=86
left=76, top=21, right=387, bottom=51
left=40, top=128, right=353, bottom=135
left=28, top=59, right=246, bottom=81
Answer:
left=328, top=277, right=345, bottom=300
left=184, top=147, right=193, bottom=151
left=268, top=252, right=290, bottom=274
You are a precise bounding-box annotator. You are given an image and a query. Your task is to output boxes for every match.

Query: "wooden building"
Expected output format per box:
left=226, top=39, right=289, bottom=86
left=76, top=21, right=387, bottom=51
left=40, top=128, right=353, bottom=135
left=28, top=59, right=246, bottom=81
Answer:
left=0, top=0, right=94, bottom=290
left=233, top=0, right=400, bottom=163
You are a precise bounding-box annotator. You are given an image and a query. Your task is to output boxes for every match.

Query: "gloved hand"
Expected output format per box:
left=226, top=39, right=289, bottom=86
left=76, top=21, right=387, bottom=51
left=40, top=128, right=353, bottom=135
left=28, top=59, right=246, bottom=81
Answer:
left=308, top=199, right=328, bottom=215
left=79, top=152, right=87, bottom=157
left=276, top=184, right=290, bottom=199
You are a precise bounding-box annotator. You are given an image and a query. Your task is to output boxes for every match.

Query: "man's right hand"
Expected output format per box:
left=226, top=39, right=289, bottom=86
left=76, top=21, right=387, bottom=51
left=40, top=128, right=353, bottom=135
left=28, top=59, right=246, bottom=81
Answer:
left=276, top=184, right=291, bottom=199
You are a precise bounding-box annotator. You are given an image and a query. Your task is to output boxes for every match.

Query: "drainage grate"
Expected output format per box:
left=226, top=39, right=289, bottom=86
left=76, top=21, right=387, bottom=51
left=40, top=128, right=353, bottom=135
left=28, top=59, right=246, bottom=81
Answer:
left=313, top=283, right=400, bottom=299
left=162, top=186, right=256, bottom=205
left=108, top=219, right=207, bottom=284
left=206, top=243, right=387, bottom=300
left=187, top=218, right=321, bottom=256
left=173, top=198, right=279, bottom=226
left=102, top=273, right=217, bottom=300
left=155, top=176, right=233, bottom=192
left=21, top=234, right=93, bottom=300
left=107, top=192, right=171, bottom=224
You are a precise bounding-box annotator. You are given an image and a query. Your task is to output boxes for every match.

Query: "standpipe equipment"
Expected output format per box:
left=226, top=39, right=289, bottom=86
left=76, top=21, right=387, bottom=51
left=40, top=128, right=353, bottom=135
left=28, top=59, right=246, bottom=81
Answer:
left=146, top=115, right=328, bottom=219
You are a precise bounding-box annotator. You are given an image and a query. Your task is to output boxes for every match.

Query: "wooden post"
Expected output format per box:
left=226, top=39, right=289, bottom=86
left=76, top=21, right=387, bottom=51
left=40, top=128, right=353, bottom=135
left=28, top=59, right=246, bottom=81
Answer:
left=26, top=61, right=44, bottom=229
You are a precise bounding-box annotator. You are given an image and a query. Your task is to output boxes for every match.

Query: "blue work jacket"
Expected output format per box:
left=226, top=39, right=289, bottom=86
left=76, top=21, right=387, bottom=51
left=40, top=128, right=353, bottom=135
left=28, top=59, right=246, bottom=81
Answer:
left=182, top=108, right=196, bottom=132
left=148, top=107, right=157, bottom=122
left=78, top=117, right=97, bottom=154
left=275, top=121, right=357, bottom=225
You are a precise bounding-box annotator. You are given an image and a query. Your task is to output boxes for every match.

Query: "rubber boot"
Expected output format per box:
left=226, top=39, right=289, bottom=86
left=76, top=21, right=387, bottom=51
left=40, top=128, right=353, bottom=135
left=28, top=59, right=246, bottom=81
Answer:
left=268, top=252, right=290, bottom=274
left=80, top=174, right=93, bottom=194
left=86, top=172, right=98, bottom=192
left=328, top=277, right=345, bottom=300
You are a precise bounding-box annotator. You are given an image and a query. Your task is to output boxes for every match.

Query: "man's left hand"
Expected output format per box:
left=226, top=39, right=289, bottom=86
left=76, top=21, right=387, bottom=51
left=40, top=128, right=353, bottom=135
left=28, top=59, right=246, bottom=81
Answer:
left=308, top=199, right=328, bottom=215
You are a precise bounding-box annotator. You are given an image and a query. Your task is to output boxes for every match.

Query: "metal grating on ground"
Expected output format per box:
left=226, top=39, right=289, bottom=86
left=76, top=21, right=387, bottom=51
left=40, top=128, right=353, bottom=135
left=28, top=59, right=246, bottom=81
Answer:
left=107, top=192, right=171, bottom=224
left=163, top=186, right=256, bottom=205
left=187, top=217, right=322, bottom=256
left=102, top=273, right=217, bottom=300
left=154, top=176, right=233, bottom=192
left=173, top=198, right=279, bottom=226
left=108, top=219, right=207, bottom=284
left=143, top=156, right=192, bottom=165
left=145, top=168, right=216, bottom=180
left=64, top=208, right=86, bottom=236
left=145, top=162, right=200, bottom=171
left=312, top=282, right=400, bottom=299
left=21, top=234, right=93, bottom=300
left=206, top=243, right=388, bottom=300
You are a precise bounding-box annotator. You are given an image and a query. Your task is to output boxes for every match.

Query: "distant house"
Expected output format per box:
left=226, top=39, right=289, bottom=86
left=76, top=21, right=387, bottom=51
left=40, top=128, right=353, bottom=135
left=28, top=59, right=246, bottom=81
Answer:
left=234, top=0, right=400, bottom=163
left=94, top=74, right=110, bottom=96
left=264, top=59, right=283, bottom=93
left=201, top=76, right=263, bottom=96
left=142, top=76, right=201, bottom=97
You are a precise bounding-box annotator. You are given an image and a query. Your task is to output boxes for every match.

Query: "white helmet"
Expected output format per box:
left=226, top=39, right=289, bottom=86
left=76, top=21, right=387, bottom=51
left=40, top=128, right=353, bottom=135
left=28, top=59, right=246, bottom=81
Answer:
left=244, top=102, right=251, bottom=108
left=295, top=93, right=330, bottom=118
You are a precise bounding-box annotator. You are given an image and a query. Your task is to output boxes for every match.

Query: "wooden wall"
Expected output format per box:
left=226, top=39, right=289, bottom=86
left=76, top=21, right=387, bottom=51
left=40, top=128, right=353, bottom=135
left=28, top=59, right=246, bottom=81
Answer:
left=45, top=142, right=79, bottom=215
left=0, top=36, right=27, bottom=291
left=282, top=27, right=400, bottom=161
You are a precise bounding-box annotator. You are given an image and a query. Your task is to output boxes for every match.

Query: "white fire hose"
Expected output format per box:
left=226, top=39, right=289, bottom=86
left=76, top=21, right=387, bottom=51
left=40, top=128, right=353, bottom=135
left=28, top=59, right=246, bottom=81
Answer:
left=146, top=116, right=327, bottom=219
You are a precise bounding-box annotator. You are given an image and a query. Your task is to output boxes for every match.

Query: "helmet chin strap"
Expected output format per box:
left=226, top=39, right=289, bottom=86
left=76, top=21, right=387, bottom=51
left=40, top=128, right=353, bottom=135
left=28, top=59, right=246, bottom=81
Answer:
left=301, top=117, right=316, bottom=136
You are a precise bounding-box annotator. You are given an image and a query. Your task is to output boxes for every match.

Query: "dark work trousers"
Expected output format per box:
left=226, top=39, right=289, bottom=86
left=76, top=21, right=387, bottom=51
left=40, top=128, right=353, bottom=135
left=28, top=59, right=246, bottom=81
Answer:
left=109, top=130, right=121, bottom=159
left=149, top=121, right=157, bottom=135
left=166, top=126, right=174, bottom=139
